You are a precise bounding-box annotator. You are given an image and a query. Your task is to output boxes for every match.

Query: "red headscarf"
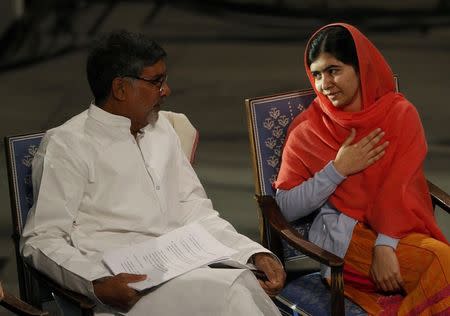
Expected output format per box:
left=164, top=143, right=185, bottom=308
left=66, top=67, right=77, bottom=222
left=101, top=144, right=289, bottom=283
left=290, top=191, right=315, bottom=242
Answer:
left=274, top=23, right=447, bottom=242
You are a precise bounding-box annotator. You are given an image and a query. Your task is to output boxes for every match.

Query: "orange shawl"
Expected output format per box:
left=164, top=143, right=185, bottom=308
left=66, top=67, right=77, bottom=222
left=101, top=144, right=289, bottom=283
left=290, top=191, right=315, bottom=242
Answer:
left=274, top=23, right=447, bottom=242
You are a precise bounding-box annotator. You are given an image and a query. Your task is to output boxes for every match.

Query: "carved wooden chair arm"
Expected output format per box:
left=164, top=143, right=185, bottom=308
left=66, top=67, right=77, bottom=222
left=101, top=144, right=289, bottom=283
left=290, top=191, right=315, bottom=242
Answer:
left=428, top=180, right=450, bottom=213
left=30, top=267, right=96, bottom=315
left=256, top=195, right=343, bottom=267
left=1, top=288, right=48, bottom=316
left=255, top=195, right=345, bottom=316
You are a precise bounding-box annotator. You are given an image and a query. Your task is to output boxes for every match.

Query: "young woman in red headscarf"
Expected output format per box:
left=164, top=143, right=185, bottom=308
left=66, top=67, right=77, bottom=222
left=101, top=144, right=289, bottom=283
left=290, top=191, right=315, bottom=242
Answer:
left=274, top=23, right=450, bottom=315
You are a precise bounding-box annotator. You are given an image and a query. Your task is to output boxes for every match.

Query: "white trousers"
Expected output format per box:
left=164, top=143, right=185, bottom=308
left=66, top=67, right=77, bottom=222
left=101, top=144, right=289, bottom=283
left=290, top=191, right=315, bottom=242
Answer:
left=95, top=268, right=281, bottom=316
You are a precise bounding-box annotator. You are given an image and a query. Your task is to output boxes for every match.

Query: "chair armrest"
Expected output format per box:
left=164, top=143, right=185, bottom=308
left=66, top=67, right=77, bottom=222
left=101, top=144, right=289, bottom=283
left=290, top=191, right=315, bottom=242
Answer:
left=1, top=289, right=48, bottom=316
left=30, top=266, right=96, bottom=313
left=428, top=180, right=450, bottom=213
left=256, top=195, right=343, bottom=268
left=256, top=195, right=345, bottom=316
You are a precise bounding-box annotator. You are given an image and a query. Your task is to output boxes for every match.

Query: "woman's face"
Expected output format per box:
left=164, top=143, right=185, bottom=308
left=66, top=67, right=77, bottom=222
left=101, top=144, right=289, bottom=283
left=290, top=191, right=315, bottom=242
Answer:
left=310, top=52, right=362, bottom=112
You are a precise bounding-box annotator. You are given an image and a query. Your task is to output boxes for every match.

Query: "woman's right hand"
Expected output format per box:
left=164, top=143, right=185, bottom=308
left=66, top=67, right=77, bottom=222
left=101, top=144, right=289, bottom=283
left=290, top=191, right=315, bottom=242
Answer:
left=334, top=128, right=389, bottom=177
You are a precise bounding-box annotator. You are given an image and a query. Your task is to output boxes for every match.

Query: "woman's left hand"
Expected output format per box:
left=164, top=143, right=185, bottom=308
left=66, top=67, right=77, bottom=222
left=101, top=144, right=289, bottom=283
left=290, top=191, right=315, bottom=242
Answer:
left=370, top=245, right=405, bottom=293
left=253, top=253, right=286, bottom=297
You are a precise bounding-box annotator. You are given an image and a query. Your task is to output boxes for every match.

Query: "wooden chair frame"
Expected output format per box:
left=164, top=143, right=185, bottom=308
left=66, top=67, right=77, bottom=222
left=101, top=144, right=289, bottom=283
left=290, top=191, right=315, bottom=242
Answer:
left=0, top=282, right=48, bottom=316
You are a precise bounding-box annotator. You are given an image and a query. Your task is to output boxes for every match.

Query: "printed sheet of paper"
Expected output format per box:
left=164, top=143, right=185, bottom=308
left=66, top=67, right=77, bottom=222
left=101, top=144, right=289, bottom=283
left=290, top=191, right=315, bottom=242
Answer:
left=103, top=222, right=237, bottom=291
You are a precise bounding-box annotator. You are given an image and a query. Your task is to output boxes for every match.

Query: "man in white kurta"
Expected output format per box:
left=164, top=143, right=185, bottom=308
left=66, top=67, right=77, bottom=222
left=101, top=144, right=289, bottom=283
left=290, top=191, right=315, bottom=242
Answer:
left=20, top=30, right=285, bottom=315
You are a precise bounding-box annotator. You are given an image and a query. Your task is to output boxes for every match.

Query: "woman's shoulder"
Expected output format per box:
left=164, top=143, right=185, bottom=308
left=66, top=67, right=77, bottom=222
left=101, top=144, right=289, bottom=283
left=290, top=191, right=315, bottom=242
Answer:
left=287, top=99, right=321, bottom=134
left=389, top=94, right=421, bottom=120
left=385, top=94, right=424, bottom=138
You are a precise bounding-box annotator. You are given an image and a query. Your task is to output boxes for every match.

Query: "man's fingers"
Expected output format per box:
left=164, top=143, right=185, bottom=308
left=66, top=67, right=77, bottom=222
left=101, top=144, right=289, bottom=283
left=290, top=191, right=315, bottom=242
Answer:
left=342, top=128, right=356, bottom=146
left=259, top=280, right=280, bottom=297
left=117, top=273, right=147, bottom=283
left=257, top=265, right=284, bottom=295
left=258, top=280, right=270, bottom=293
left=253, top=253, right=286, bottom=296
left=264, top=263, right=285, bottom=284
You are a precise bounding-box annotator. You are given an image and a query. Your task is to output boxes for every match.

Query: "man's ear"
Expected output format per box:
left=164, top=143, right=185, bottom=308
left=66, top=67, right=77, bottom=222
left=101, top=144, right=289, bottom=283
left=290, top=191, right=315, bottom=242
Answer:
left=111, top=77, right=127, bottom=101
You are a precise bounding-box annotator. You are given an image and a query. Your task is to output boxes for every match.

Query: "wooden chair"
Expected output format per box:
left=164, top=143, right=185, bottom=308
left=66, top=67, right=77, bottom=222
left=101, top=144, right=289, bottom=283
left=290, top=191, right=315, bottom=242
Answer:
left=5, top=131, right=97, bottom=316
left=4, top=110, right=198, bottom=315
left=245, top=87, right=450, bottom=316
left=0, top=281, right=48, bottom=316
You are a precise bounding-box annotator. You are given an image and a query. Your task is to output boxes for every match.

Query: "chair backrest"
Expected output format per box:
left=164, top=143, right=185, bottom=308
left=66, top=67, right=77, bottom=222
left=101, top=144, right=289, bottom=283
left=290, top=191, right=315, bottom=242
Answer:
left=245, top=89, right=316, bottom=262
left=5, top=132, right=47, bottom=304
left=245, top=77, right=399, bottom=262
left=246, top=90, right=316, bottom=197
left=4, top=111, right=198, bottom=304
left=160, top=110, right=199, bottom=164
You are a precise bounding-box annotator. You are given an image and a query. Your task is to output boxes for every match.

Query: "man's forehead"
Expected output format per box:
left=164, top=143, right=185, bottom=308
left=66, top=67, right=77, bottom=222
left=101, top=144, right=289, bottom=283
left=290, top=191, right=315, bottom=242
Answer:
left=141, top=60, right=166, bottom=77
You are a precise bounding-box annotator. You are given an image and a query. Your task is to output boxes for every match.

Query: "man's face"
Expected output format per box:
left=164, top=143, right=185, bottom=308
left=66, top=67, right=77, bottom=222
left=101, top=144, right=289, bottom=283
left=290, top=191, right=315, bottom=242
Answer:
left=125, top=59, right=170, bottom=132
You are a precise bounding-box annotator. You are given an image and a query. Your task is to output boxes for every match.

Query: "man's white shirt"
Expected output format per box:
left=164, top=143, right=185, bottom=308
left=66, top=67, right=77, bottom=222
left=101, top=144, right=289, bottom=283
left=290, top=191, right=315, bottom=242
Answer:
left=20, top=104, right=271, bottom=301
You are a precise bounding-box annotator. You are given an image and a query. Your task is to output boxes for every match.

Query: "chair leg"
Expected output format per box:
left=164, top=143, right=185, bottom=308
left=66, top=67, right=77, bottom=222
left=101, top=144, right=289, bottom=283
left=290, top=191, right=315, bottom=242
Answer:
left=330, top=266, right=345, bottom=316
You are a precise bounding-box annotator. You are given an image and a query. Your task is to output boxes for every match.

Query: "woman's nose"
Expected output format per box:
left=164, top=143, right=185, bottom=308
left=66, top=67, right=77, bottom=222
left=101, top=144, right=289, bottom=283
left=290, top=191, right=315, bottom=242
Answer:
left=321, top=74, right=333, bottom=90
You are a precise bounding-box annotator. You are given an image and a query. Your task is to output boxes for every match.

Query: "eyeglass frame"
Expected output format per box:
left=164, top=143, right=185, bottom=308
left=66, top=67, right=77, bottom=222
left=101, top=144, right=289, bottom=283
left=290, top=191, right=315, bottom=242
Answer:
left=124, top=74, right=168, bottom=92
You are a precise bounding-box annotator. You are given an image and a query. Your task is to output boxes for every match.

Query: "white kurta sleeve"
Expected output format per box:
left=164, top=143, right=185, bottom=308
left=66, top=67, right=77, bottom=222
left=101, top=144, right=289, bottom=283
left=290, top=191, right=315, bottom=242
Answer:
left=20, top=135, right=109, bottom=300
left=175, top=138, right=273, bottom=264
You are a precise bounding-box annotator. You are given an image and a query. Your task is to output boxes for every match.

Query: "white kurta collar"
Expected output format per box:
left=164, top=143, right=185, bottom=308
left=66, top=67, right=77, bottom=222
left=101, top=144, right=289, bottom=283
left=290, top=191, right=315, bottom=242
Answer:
left=88, top=103, right=132, bottom=133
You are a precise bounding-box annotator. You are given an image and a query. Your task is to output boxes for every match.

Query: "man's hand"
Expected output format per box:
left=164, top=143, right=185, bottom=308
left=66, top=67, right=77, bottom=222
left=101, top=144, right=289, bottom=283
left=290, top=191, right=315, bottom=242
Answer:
left=334, top=128, right=389, bottom=176
left=370, top=246, right=404, bottom=293
left=253, top=253, right=286, bottom=297
left=93, top=273, right=147, bottom=312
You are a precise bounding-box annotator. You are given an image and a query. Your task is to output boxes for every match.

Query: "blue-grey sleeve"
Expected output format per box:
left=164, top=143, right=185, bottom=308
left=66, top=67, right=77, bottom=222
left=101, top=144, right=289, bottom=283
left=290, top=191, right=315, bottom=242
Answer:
left=375, top=234, right=400, bottom=250
left=275, top=161, right=346, bottom=222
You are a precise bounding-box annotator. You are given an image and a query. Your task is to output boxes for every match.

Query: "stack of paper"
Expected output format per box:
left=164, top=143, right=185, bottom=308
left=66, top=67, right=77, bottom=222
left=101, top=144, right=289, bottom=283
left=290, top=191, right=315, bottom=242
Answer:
left=103, top=222, right=237, bottom=291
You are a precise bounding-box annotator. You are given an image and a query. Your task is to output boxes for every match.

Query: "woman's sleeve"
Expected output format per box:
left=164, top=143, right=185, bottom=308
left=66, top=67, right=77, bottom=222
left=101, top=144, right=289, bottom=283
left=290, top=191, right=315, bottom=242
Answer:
left=276, top=161, right=346, bottom=221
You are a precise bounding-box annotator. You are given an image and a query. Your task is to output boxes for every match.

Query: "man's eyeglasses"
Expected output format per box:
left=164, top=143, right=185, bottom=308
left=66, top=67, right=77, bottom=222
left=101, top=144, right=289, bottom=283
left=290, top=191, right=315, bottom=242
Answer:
left=125, top=74, right=168, bottom=92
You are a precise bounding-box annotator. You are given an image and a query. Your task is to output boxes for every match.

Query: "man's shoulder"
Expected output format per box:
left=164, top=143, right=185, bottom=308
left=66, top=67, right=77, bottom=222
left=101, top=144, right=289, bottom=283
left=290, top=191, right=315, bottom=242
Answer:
left=42, top=110, right=90, bottom=153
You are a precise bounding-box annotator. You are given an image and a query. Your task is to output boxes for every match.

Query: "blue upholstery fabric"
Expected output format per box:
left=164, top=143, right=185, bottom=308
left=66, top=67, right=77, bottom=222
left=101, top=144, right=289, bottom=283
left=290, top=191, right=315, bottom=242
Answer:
left=6, top=133, right=57, bottom=303
left=275, top=273, right=366, bottom=316
left=7, top=133, right=45, bottom=232
left=282, top=215, right=316, bottom=262
left=247, top=91, right=316, bottom=262
left=248, top=91, right=315, bottom=196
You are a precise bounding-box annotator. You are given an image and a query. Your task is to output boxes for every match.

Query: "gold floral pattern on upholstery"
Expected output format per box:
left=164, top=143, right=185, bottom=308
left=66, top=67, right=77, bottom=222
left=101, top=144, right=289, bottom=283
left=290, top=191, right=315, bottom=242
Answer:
left=247, top=91, right=315, bottom=196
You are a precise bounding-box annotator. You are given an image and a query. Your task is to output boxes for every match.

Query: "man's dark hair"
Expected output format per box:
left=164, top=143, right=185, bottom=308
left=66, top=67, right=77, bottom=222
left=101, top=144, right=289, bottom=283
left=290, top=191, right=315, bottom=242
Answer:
left=307, top=26, right=358, bottom=71
left=86, top=30, right=167, bottom=106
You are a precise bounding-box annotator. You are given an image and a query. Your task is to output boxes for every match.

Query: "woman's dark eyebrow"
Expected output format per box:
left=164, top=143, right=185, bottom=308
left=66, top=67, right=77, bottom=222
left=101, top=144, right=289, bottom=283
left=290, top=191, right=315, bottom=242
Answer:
left=311, top=64, right=340, bottom=73
left=323, top=65, right=340, bottom=72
